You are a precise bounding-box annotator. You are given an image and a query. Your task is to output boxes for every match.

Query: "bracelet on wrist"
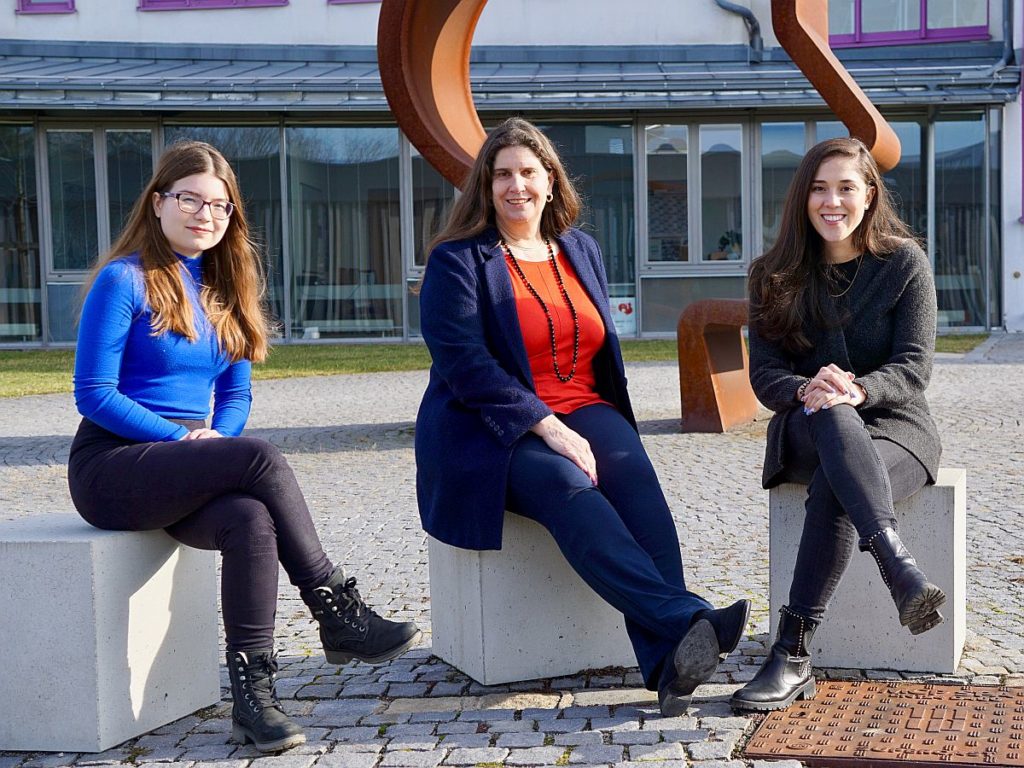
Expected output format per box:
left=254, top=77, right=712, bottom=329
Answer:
left=796, top=379, right=810, bottom=401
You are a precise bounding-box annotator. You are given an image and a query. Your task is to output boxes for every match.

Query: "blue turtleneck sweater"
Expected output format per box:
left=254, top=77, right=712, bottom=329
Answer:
left=74, top=253, right=252, bottom=442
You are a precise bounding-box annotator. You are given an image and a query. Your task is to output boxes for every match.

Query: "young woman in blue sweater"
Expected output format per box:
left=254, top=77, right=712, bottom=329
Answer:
left=69, top=141, right=420, bottom=752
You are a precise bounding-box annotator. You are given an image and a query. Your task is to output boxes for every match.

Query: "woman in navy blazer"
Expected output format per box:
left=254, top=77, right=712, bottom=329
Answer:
left=416, top=118, right=749, bottom=716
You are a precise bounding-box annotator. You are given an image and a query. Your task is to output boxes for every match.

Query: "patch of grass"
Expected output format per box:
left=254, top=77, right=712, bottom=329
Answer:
left=555, top=747, right=573, bottom=766
left=0, top=333, right=991, bottom=399
left=122, top=746, right=152, bottom=765
left=377, top=724, right=390, bottom=737
left=934, top=333, right=988, bottom=354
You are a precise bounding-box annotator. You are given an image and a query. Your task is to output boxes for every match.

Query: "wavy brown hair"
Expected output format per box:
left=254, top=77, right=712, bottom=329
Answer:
left=748, top=137, right=917, bottom=353
left=428, top=117, right=582, bottom=253
left=85, top=140, right=270, bottom=363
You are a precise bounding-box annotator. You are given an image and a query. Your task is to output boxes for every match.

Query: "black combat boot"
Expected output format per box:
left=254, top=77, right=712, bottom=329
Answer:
left=860, top=527, right=946, bottom=635
left=227, top=650, right=305, bottom=753
left=730, top=607, right=819, bottom=712
left=301, top=568, right=421, bottom=664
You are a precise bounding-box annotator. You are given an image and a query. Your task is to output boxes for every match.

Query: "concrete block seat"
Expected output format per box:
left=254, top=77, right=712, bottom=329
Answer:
left=0, top=514, right=220, bottom=752
left=428, top=512, right=634, bottom=685
left=769, top=468, right=966, bottom=673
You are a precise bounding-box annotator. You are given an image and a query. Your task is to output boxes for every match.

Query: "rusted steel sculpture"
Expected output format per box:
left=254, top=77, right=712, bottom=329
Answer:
left=376, top=0, right=487, bottom=188
left=677, top=299, right=759, bottom=433
left=773, top=0, right=901, bottom=171
left=378, top=0, right=901, bottom=186
left=378, top=0, right=900, bottom=431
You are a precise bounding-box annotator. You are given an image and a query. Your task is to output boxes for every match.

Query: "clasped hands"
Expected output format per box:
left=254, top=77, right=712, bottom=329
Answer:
left=180, top=428, right=223, bottom=440
left=800, top=363, right=866, bottom=415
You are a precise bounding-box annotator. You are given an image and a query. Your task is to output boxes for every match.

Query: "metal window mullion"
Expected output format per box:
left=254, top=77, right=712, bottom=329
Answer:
left=926, top=113, right=936, bottom=270
left=399, top=131, right=415, bottom=341
left=34, top=120, right=52, bottom=346
left=741, top=120, right=753, bottom=269
left=278, top=121, right=293, bottom=342
left=94, top=127, right=111, bottom=259
left=689, top=123, right=701, bottom=266
left=983, top=105, right=993, bottom=329
left=633, top=119, right=648, bottom=336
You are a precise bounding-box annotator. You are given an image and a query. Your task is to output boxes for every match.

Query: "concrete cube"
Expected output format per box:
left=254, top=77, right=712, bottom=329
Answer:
left=769, top=467, right=966, bottom=673
left=0, top=514, right=220, bottom=752
left=428, top=511, right=634, bottom=685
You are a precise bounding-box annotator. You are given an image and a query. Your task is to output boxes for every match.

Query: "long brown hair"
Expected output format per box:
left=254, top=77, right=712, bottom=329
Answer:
left=85, top=140, right=270, bottom=363
left=748, top=137, right=916, bottom=353
left=427, top=117, right=582, bottom=254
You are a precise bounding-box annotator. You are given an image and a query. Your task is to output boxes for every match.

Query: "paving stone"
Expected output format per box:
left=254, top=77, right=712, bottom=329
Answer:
left=495, top=733, right=546, bottom=748
left=442, top=747, right=509, bottom=765
left=539, top=719, right=588, bottom=734
left=76, top=749, right=131, bottom=765
left=0, top=758, right=24, bottom=768
left=657, top=730, right=709, bottom=743
left=249, top=754, right=320, bottom=768
left=640, top=716, right=697, bottom=731
left=687, top=741, right=735, bottom=761
left=435, top=723, right=479, bottom=736
left=486, top=720, right=537, bottom=734
left=434, top=735, right=490, bottom=749
left=386, top=699, right=462, bottom=716
left=378, top=751, right=443, bottom=768
left=177, top=745, right=240, bottom=761
left=383, top=739, right=437, bottom=752
left=387, top=684, right=430, bottom=698
left=568, top=745, right=625, bottom=764
left=327, top=727, right=381, bottom=744
left=502, top=746, right=567, bottom=766
left=628, top=742, right=686, bottom=761
left=343, top=683, right=389, bottom=697
left=553, top=732, right=605, bottom=746
left=22, top=756, right=78, bottom=768
left=314, top=750, right=380, bottom=768
left=191, top=761, right=248, bottom=768
left=610, top=731, right=660, bottom=745
left=135, top=747, right=189, bottom=763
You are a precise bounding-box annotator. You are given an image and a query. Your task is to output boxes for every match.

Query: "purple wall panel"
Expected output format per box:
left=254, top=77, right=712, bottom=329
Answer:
left=16, top=1, right=76, bottom=13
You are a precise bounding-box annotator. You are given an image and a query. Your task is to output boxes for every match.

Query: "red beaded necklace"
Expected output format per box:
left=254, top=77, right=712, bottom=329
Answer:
left=502, top=237, right=580, bottom=383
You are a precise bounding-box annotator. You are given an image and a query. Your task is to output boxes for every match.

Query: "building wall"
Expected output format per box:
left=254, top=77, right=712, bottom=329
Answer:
left=3, top=0, right=758, bottom=47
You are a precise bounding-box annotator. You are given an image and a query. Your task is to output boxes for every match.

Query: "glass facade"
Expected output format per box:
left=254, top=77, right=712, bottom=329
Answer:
left=285, top=126, right=402, bottom=339
left=1, top=109, right=1006, bottom=344
left=0, top=126, right=40, bottom=342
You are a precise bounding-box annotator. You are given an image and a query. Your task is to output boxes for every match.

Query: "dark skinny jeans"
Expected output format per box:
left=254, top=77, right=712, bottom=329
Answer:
left=781, top=404, right=929, bottom=622
left=68, top=418, right=335, bottom=651
left=506, top=403, right=713, bottom=690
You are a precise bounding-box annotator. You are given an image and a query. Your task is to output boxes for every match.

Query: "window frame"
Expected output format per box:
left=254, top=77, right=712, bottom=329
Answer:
left=137, top=0, right=287, bottom=11
left=15, top=1, right=75, bottom=14
left=830, top=0, right=990, bottom=47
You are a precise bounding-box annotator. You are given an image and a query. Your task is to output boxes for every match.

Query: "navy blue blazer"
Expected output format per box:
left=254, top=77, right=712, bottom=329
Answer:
left=415, top=227, right=637, bottom=550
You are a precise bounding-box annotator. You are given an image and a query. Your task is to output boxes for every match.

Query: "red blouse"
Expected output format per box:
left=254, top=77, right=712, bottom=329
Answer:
left=506, top=251, right=610, bottom=414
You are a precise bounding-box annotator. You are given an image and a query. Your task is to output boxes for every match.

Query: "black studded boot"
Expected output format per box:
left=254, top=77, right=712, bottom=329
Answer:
left=227, top=650, right=305, bottom=753
left=730, top=607, right=819, bottom=712
left=301, top=568, right=421, bottom=664
left=860, top=527, right=946, bottom=635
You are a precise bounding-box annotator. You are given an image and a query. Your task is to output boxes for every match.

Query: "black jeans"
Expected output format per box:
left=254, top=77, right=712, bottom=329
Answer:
left=68, top=418, right=335, bottom=651
left=781, top=404, right=928, bottom=622
left=506, top=404, right=713, bottom=690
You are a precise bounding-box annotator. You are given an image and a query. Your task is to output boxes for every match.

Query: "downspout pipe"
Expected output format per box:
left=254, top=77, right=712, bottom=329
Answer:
left=982, top=0, right=1014, bottom=77
left=713, top=0, right=764, bottom=63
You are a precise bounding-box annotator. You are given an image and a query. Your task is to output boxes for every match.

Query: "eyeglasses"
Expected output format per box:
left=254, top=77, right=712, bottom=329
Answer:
left=159, top=191, right=235, bottom=220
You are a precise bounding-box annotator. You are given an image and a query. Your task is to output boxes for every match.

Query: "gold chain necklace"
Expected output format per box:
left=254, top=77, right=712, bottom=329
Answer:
left=827, top=254, right=863, bottom=299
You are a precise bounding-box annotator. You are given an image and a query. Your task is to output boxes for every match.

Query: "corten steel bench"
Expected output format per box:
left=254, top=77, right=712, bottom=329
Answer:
left=769, top=468, right=967, bottom=673
left=676, top=298, right=758, bottom=433
left=0, top=514, right=220, bottom=752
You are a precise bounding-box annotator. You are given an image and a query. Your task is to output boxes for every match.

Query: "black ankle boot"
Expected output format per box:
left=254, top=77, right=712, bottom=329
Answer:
left=657, top=617, right=721, bottom=717
left=730, top=607, right=818, bottom=712
left=860, top=528, right=946, bottom=635
left=301, top=568, right=421, bottom=664
left=695, top=599, right=751, bottom=657
left=227, top=650, right=305, bottom=753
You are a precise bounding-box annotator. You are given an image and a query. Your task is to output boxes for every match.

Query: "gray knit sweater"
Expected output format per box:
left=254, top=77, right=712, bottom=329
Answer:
left=748, top=240, right=941, bottom=488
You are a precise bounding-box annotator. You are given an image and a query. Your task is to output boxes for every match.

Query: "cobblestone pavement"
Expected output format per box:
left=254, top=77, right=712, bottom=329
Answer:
left=2, top=333, right=1023, bottom=767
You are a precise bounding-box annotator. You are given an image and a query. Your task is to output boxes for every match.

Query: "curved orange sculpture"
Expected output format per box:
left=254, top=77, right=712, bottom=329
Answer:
left=773, top=0, right=901, bottom=171
left=378, top=0, right=901, bottom=186
left=377, top=0, right=488, bottom=188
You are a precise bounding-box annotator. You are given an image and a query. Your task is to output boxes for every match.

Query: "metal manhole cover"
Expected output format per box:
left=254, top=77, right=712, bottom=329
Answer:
left=743, top=681, right=1024, bottom=767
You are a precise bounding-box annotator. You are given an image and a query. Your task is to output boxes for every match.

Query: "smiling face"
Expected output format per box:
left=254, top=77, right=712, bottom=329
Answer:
left=491, top=145, right=554, bottom=240
left=152, top=171, right=231, bottom=258
left=806, top=155, right=876, bottom=263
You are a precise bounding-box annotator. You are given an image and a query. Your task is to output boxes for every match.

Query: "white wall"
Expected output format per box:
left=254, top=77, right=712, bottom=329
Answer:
left=1002, top=92, right=1024, bottom=332
left=1, top=0, right=755, bottom=47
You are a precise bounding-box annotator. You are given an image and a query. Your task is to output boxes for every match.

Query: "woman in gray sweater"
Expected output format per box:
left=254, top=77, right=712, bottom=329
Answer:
left=731, top=138, right=943, bottom=712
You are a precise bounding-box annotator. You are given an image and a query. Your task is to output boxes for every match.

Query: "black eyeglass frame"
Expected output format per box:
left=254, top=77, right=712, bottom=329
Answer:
left=158, top=191, right=235, bottom=220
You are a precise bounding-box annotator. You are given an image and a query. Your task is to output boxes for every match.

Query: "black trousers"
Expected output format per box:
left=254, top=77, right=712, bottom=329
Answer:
left=781, top=404, right=929, bottom=621
left=68, top=419, right=335, bottom=651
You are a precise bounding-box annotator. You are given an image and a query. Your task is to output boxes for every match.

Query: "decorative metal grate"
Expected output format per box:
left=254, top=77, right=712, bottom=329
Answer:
left=743, top=681, right=1024, bottom=767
